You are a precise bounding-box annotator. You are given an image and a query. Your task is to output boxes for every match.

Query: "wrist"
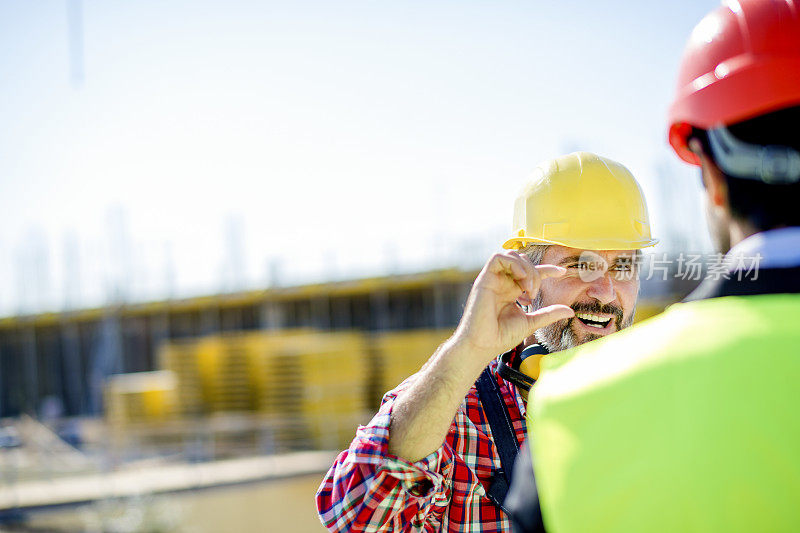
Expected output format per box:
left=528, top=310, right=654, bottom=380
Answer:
left=437, top=335, right=496, bottom=381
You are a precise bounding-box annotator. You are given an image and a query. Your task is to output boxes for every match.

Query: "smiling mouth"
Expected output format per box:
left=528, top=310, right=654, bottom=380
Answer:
left=574, top=312, right=613, bottom=329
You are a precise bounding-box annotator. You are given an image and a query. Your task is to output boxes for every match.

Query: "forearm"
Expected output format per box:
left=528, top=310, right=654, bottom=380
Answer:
left=388, top=337, right=490, bottom=462
left=317, top=397, right=457, bottom=532
left=317, top=252, right=571, bottom=530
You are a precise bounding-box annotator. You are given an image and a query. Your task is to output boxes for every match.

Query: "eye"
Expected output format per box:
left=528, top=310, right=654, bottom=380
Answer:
left=610, top=262, right=637, bottom=280
left=566, top=262, right=590, bottom=271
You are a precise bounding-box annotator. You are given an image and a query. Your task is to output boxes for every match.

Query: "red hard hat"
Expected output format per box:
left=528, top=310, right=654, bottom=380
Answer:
left=668, top=0, right=800, bottom=165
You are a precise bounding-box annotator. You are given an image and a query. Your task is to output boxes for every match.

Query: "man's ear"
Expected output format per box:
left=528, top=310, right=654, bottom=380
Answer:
left=689, top=138, right=728, bottom=208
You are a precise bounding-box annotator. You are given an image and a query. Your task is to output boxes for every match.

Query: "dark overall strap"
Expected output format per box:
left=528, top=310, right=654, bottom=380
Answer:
left=476, top=366, right=520, bottom=515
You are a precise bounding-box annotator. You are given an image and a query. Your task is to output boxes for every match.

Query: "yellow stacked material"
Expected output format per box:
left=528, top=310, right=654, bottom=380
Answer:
left=196, top=334, right=261, bottom=413
left=104, top=371, right=179, bottom=427
left=158, top=329, right=316, bottom=417
left=151, top=329, right=456, bottom=450
left=259, top=332, right=370, bottom=450
left=247, top=329, right=318, bottom=412
left=158, top=339, right=204, bottom=416
left=371, top=329, right=452, bottom=395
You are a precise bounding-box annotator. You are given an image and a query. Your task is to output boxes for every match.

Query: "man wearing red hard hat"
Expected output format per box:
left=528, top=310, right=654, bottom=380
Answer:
left=506, top=1, right=800, bottom=531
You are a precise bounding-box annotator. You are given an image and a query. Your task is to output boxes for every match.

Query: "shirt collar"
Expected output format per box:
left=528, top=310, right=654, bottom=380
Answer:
left=726, top=226, right=800, bottom=270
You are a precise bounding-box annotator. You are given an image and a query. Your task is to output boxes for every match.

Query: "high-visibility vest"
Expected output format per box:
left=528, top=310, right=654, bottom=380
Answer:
left=528, top=294, right=800, bottom=532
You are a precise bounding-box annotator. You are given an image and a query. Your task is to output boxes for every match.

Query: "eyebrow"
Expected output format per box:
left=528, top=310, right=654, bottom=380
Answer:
left=557, top=255, right=583, bottom=266
left=557, top=254, right=638, bottom=266
left=611, top=254, right=637, bottom=265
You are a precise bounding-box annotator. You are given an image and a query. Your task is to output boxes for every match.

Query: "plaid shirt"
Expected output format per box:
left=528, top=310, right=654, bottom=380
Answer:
left=316, top=356, right=527, bottom=532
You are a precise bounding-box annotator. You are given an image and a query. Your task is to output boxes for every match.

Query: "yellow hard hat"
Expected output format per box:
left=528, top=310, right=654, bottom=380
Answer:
left=502, top=152, right=658, bottom=251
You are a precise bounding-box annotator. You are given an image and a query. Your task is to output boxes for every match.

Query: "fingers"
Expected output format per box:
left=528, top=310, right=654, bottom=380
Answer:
left=534, top=264, right=569, bottom=280
left=486, top=252, right=567, bottom=300
left=524, top=304, right=574, bottom=333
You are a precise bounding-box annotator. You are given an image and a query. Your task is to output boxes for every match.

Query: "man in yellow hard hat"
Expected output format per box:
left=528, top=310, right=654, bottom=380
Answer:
left=316, top=151, right=658, bottom=532
left=507, top=2, right=800, bottom=532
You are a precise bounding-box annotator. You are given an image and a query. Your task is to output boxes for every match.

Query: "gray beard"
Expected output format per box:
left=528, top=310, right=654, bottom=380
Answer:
left=531, top=293, right=635, bottom=353
left=534, top=319, right=602, bottom=352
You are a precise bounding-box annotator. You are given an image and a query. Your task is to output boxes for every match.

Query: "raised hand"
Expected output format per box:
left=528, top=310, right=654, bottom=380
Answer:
left=454, top=251, right=574, bottom=361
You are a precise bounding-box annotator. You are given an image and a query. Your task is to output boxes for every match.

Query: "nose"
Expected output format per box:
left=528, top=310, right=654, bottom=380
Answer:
left=586, top=273, right=616, bottom=304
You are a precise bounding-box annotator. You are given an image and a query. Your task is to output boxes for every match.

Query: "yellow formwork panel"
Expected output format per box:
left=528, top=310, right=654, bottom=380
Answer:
left=371, top=329, right=453, bottom=393
left=158, top=339, right=204, bottom=416
left=104, top=371, right=179, bottom=427
left=154, top=329, right=383, bottom=450
left=259, top=332, right=368, bottom=409
left=196, top=333, right=259, bottom=413
left=195, top=336, right=225, bottom=411
left=245, top=329, right=319, bottom=409
left=189, top=329, right=323, bottom=414
left=257, top=331, right=370, bottom=449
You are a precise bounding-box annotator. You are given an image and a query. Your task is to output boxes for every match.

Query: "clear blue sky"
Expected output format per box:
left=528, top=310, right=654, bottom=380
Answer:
left=0, top=0, right=720, bottom=315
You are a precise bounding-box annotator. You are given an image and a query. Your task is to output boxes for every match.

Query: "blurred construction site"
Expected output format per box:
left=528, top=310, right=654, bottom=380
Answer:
left=0, top=263, right=706, bottom=531
left=0, top=0, right=722, bottom=531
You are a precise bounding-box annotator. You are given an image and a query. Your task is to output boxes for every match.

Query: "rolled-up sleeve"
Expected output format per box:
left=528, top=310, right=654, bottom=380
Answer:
left=316, top=385, right=454, bottom=532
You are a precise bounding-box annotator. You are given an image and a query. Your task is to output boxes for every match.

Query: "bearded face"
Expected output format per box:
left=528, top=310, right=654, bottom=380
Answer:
left=526, top=246, right=640, bottom=352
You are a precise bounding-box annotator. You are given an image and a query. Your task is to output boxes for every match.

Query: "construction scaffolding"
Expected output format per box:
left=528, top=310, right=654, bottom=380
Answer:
left=0, top=268, right=474, bottom=421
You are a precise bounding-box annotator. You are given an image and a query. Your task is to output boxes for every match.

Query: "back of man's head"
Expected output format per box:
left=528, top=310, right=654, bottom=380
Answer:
left=692, top=105, right=800, bottom=232
left=666, top=0, right=800, bottom=237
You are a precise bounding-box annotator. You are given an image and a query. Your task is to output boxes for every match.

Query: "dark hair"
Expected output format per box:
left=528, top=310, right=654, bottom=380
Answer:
left=691, top=105, right=800, bottom=231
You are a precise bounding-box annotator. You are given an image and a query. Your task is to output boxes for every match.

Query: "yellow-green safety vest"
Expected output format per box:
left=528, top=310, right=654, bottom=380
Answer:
left=528, top=294, right=800, bottom=532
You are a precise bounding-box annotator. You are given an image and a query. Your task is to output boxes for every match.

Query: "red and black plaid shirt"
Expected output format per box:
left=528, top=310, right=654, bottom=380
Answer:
left=316, top=355, right=527, bottom=532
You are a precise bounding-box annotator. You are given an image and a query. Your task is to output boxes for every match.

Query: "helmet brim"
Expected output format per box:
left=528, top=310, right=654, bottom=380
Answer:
left=503, top=236, right=660, bottom=251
